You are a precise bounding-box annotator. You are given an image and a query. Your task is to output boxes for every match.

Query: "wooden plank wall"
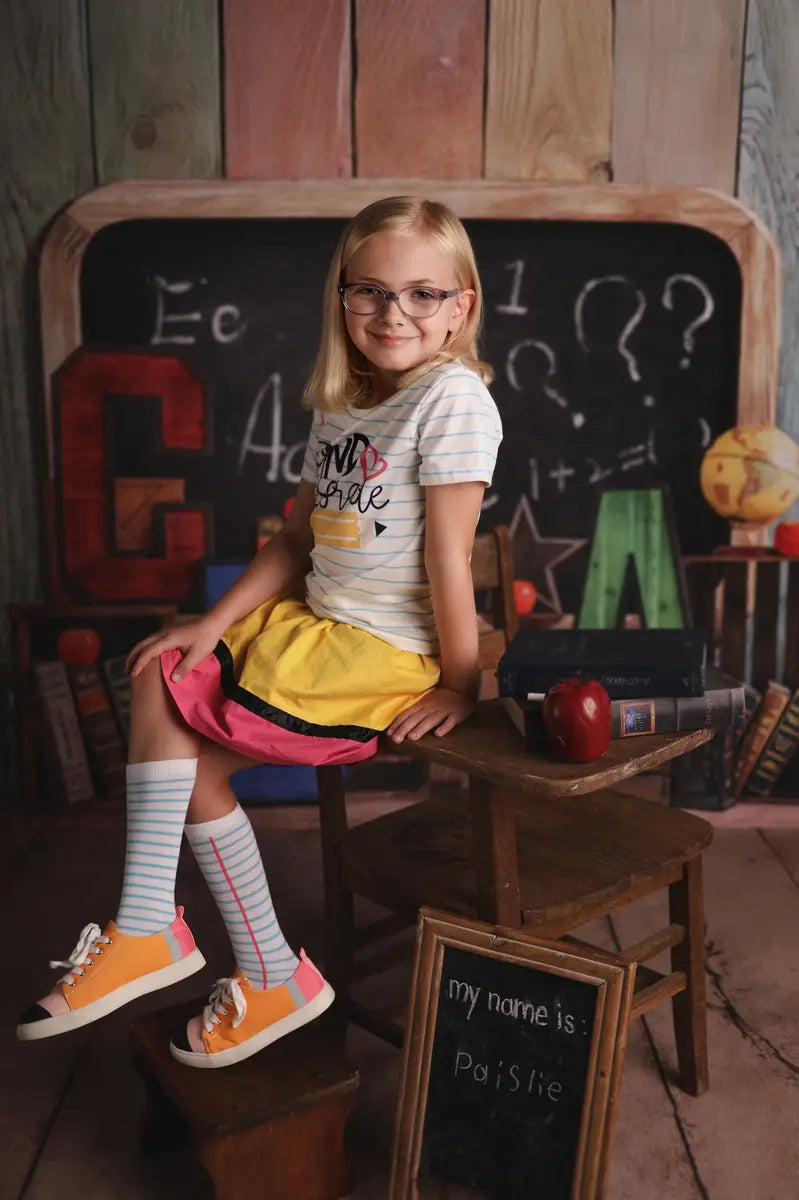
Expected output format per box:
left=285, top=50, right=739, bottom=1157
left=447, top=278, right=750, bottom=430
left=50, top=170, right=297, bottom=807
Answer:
left=0, top=0, right=796, bottom=791
left=485, top=0, right=612, bottom=181
left=224, top=0, right=351, bottom=178
left=738, top=0, right=799, bottom=518
left=0, top=2, right=95, bottom=789
left=355, top=0, right=485, bottom=178
left=612, top=1, right=748, bottom=191
left=88, top=0, right=221, bottom=181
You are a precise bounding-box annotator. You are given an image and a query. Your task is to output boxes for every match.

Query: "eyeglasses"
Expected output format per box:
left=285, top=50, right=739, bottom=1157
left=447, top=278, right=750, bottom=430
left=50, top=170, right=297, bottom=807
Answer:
left=338, top=283, right=461, bottom=319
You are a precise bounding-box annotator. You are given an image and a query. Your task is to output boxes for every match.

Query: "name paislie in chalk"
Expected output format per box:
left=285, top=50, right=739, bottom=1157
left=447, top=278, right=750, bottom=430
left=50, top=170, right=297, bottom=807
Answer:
left=454, top=1050, right=563, bottom=1102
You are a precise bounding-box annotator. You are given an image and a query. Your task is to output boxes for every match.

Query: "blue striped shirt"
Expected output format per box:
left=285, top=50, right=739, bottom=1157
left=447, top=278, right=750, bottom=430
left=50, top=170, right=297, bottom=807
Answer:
left=301, top=365, right=502, bottom=653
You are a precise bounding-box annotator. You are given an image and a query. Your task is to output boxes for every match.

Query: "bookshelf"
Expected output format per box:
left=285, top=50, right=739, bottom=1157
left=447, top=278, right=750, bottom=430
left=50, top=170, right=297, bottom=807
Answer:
left=8, top=604, right=176, bottom=811
left=680, top=554, right=799, bottom=806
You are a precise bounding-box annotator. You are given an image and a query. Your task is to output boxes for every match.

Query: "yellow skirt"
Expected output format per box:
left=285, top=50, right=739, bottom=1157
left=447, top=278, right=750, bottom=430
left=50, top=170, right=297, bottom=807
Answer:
left=163, top=596, right=440, bottom=766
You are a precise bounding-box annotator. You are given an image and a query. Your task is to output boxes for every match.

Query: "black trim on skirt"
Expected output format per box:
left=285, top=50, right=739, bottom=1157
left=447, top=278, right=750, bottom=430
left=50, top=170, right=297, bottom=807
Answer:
left=214, top=642, right=380, bottom=743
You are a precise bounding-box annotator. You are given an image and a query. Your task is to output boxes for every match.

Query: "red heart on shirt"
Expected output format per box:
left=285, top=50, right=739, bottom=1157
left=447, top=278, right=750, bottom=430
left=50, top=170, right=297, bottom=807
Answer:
left=359, top=446, right=388, bottom=481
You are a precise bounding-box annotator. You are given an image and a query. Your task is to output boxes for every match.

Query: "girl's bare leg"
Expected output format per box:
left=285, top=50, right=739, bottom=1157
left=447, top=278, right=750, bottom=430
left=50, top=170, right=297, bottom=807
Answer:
left=128, top=659, right=201, bottom=763
left=187, top=741, right=259, bottom=823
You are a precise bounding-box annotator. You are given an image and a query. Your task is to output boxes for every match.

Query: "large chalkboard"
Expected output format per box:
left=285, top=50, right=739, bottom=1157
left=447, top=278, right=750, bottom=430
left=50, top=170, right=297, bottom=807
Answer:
left=65, top=209, right=743, bottom=610
left=44, top=182, right=772, bottom=614
left=390, top=910, right=634, bottom=1200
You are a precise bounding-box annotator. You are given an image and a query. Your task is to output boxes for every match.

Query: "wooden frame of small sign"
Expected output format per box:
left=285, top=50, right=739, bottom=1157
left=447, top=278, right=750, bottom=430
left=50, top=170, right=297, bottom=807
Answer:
left=390, top=908, right=636, bottom=1200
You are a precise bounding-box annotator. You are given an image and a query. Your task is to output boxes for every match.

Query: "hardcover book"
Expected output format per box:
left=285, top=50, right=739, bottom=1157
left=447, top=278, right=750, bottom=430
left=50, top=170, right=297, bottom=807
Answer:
left=33, top=662, right=94, bottom=804
left=731, top=681, right=791, bottom=797
left=745, top=687, right=799, bottom=796
left=67, top=663, right=127, bottom=798
left=504, top=665, right=744, bottom=748
left=497, top=628, right=706, bottom=700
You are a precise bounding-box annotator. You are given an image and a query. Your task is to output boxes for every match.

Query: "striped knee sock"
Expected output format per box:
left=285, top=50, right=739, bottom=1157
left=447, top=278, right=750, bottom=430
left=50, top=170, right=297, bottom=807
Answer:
left=185, top=804, right=299, bottom=990
left=116, top=759, right=198, bottom=935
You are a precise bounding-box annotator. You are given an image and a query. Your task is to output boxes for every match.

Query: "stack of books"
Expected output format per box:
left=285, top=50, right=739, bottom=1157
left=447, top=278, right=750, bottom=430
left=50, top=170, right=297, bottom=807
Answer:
left=728, top=681, right=799, bottom=799
left=498, top=627, right=799, bottom=800
left=497, top=629, right=747, bottom=749
left=34, top=654, right=132, bottom=804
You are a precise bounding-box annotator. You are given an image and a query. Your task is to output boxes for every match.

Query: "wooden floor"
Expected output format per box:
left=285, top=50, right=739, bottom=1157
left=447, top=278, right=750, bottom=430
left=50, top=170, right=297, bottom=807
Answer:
left=2, top=788, right=799, bottom=1200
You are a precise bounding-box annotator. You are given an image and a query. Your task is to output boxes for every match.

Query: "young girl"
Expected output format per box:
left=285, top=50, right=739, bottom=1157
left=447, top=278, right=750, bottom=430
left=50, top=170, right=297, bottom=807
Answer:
left=18, top=195, right=502, bottom=1068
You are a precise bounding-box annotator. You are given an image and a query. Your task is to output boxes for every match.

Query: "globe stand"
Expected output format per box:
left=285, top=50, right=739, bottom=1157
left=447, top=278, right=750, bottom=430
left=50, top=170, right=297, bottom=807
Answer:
left=713, top=520, right=781, bottom=558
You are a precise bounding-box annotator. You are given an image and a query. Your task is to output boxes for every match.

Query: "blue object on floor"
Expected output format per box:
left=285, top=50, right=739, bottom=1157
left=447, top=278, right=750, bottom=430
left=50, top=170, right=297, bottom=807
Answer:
left=230, top=764, right=324, bottom=804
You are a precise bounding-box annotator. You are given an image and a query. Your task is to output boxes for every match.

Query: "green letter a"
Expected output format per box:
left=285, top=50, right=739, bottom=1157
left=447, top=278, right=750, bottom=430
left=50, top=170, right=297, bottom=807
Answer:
left=577, top=488, right=689, bottom=629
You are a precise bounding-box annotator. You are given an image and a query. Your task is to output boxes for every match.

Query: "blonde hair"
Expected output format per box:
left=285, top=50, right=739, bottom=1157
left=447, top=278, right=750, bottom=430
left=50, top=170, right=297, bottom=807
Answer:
left=304, top=196, right=493, bottom=411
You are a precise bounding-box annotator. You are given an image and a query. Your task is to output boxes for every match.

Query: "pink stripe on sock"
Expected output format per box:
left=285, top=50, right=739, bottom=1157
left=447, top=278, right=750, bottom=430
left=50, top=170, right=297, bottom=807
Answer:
left=210, top=836, right=268, bottom=989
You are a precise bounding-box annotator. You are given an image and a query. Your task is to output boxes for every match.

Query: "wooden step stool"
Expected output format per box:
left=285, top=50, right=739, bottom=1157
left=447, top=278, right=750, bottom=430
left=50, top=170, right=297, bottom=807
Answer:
left=129, top=999, right=359, bottom=1200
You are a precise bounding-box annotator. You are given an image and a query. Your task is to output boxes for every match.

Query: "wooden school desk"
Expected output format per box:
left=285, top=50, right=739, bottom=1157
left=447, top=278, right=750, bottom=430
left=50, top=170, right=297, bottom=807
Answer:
left=318, top=702, right=714, bottom=1094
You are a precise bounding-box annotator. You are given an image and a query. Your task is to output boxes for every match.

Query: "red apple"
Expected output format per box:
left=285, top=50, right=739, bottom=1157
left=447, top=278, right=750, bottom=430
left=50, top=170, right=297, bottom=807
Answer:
left=57, top=627, right=101, bottom=665
left=513, top=579, right=537, bottom=615
left=542, top=678, right=611, bottom=763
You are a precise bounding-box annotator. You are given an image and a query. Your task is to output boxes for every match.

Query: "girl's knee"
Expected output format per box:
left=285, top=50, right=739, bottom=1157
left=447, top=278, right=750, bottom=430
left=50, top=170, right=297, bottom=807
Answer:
left=130, top=655, right=166, bottom=695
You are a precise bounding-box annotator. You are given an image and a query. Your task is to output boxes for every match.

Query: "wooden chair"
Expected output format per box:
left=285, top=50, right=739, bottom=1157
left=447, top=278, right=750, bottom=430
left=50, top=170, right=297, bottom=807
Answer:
left=316, top=530, right=714, bottom=1097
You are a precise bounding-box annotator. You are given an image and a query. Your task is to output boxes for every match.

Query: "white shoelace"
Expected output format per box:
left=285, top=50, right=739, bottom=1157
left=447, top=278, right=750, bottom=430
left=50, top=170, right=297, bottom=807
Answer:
left=50, top=922, right=112, bottom=986
left=203, top=976, right=248, bottom=1032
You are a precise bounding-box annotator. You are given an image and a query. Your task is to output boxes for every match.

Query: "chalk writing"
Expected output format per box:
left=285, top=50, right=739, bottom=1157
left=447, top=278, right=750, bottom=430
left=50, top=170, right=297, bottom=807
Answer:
left=496, top=259, right=529, bottom=315
left=506, top=338, right=585, bottom=429
left=448, top=975, right=588, bottom=1035
left=575, top=275, right=647, bottom=383
left=453, top=1051, right=564, bottom=1103
left=150, top=276, right=246, bottom=346
left=662, top=273, right=715, bottom=368
left=527, top=431, right=660, bottom=499
left=229, top=372, right=305, bottom=483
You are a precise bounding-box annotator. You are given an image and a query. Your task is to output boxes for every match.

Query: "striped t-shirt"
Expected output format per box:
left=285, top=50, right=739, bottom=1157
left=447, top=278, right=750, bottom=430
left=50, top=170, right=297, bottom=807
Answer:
left=300, top=364, right=503, bottom=654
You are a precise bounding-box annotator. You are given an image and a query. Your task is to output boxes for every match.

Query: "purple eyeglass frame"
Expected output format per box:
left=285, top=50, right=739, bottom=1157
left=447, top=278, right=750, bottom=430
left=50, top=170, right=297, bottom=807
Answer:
left=338, top=283, right=461, bottom=318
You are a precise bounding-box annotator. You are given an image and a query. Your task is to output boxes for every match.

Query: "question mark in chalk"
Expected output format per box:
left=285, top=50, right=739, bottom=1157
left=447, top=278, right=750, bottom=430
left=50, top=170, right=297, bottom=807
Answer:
left=575, top=276, right=655, bottom=407
left=506, top=339, right=585, bottom=428
left=661, top=274, right=715, bottom=369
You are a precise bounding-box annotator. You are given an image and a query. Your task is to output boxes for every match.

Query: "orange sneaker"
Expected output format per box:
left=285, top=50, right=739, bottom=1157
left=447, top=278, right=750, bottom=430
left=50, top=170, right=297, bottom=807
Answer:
left=16, top=907, right=205, bottom=1041
left=169, top=949, right=334, bottom=1069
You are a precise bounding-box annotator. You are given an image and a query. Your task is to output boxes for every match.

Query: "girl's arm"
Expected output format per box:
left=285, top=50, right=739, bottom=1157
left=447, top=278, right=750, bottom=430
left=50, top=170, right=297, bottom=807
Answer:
left=206, top=480, right=316, bottom=631
left=388, top=481, right=485, bottom=742
left=128, top=481, right=316, bottom=679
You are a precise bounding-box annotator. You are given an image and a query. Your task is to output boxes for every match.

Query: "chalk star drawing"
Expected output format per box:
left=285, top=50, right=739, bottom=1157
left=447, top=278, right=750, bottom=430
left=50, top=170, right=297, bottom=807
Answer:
left=509, top=495, right=587, bottom=613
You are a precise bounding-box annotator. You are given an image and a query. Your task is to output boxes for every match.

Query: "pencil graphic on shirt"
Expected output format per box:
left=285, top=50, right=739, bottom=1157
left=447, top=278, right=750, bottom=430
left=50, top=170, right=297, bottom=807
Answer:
left=311, top=509, right=361, bottom=549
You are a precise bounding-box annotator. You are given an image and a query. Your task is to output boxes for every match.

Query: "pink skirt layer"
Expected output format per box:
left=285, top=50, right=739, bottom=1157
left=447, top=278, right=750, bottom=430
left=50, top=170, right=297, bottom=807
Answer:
left=161, top=648, right=379, bottom=767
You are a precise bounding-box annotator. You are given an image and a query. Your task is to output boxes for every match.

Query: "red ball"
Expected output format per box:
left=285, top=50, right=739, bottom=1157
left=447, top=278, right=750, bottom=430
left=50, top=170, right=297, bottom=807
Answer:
left=57, top=627, right=101, bottom=665
left=513, top=579, right=537, bottom=615
left=542, top=677, right=611, bottom=763
left=282, top=497, right=295, bottom=520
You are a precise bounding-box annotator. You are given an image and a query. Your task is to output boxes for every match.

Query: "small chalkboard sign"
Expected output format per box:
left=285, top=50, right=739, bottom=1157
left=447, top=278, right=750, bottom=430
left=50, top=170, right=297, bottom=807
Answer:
left=390, top=909, right=635, bottom=1200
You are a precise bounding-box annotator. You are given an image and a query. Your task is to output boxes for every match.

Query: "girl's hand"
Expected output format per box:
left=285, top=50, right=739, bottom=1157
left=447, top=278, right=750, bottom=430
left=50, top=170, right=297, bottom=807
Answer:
left=125, top=617, right=223, bottom=681
left=387, top=687, right=475, bottom=744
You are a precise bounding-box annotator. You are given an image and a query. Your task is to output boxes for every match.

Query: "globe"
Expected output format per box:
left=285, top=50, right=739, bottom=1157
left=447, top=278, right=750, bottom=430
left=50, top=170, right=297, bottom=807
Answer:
left=699, top=425, right=799, bottom=529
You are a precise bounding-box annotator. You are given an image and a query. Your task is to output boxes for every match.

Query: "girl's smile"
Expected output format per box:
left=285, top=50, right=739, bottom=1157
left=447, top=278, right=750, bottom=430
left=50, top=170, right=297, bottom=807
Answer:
left=369, top=332, right=416, bottom=347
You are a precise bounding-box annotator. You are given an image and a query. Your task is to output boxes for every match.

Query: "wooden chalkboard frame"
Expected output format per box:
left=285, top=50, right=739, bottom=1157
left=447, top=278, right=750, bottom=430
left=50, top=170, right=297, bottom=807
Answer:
left=39, top=178, right=780, bottom=593
left=390, top=908, right=635, bottom=1200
